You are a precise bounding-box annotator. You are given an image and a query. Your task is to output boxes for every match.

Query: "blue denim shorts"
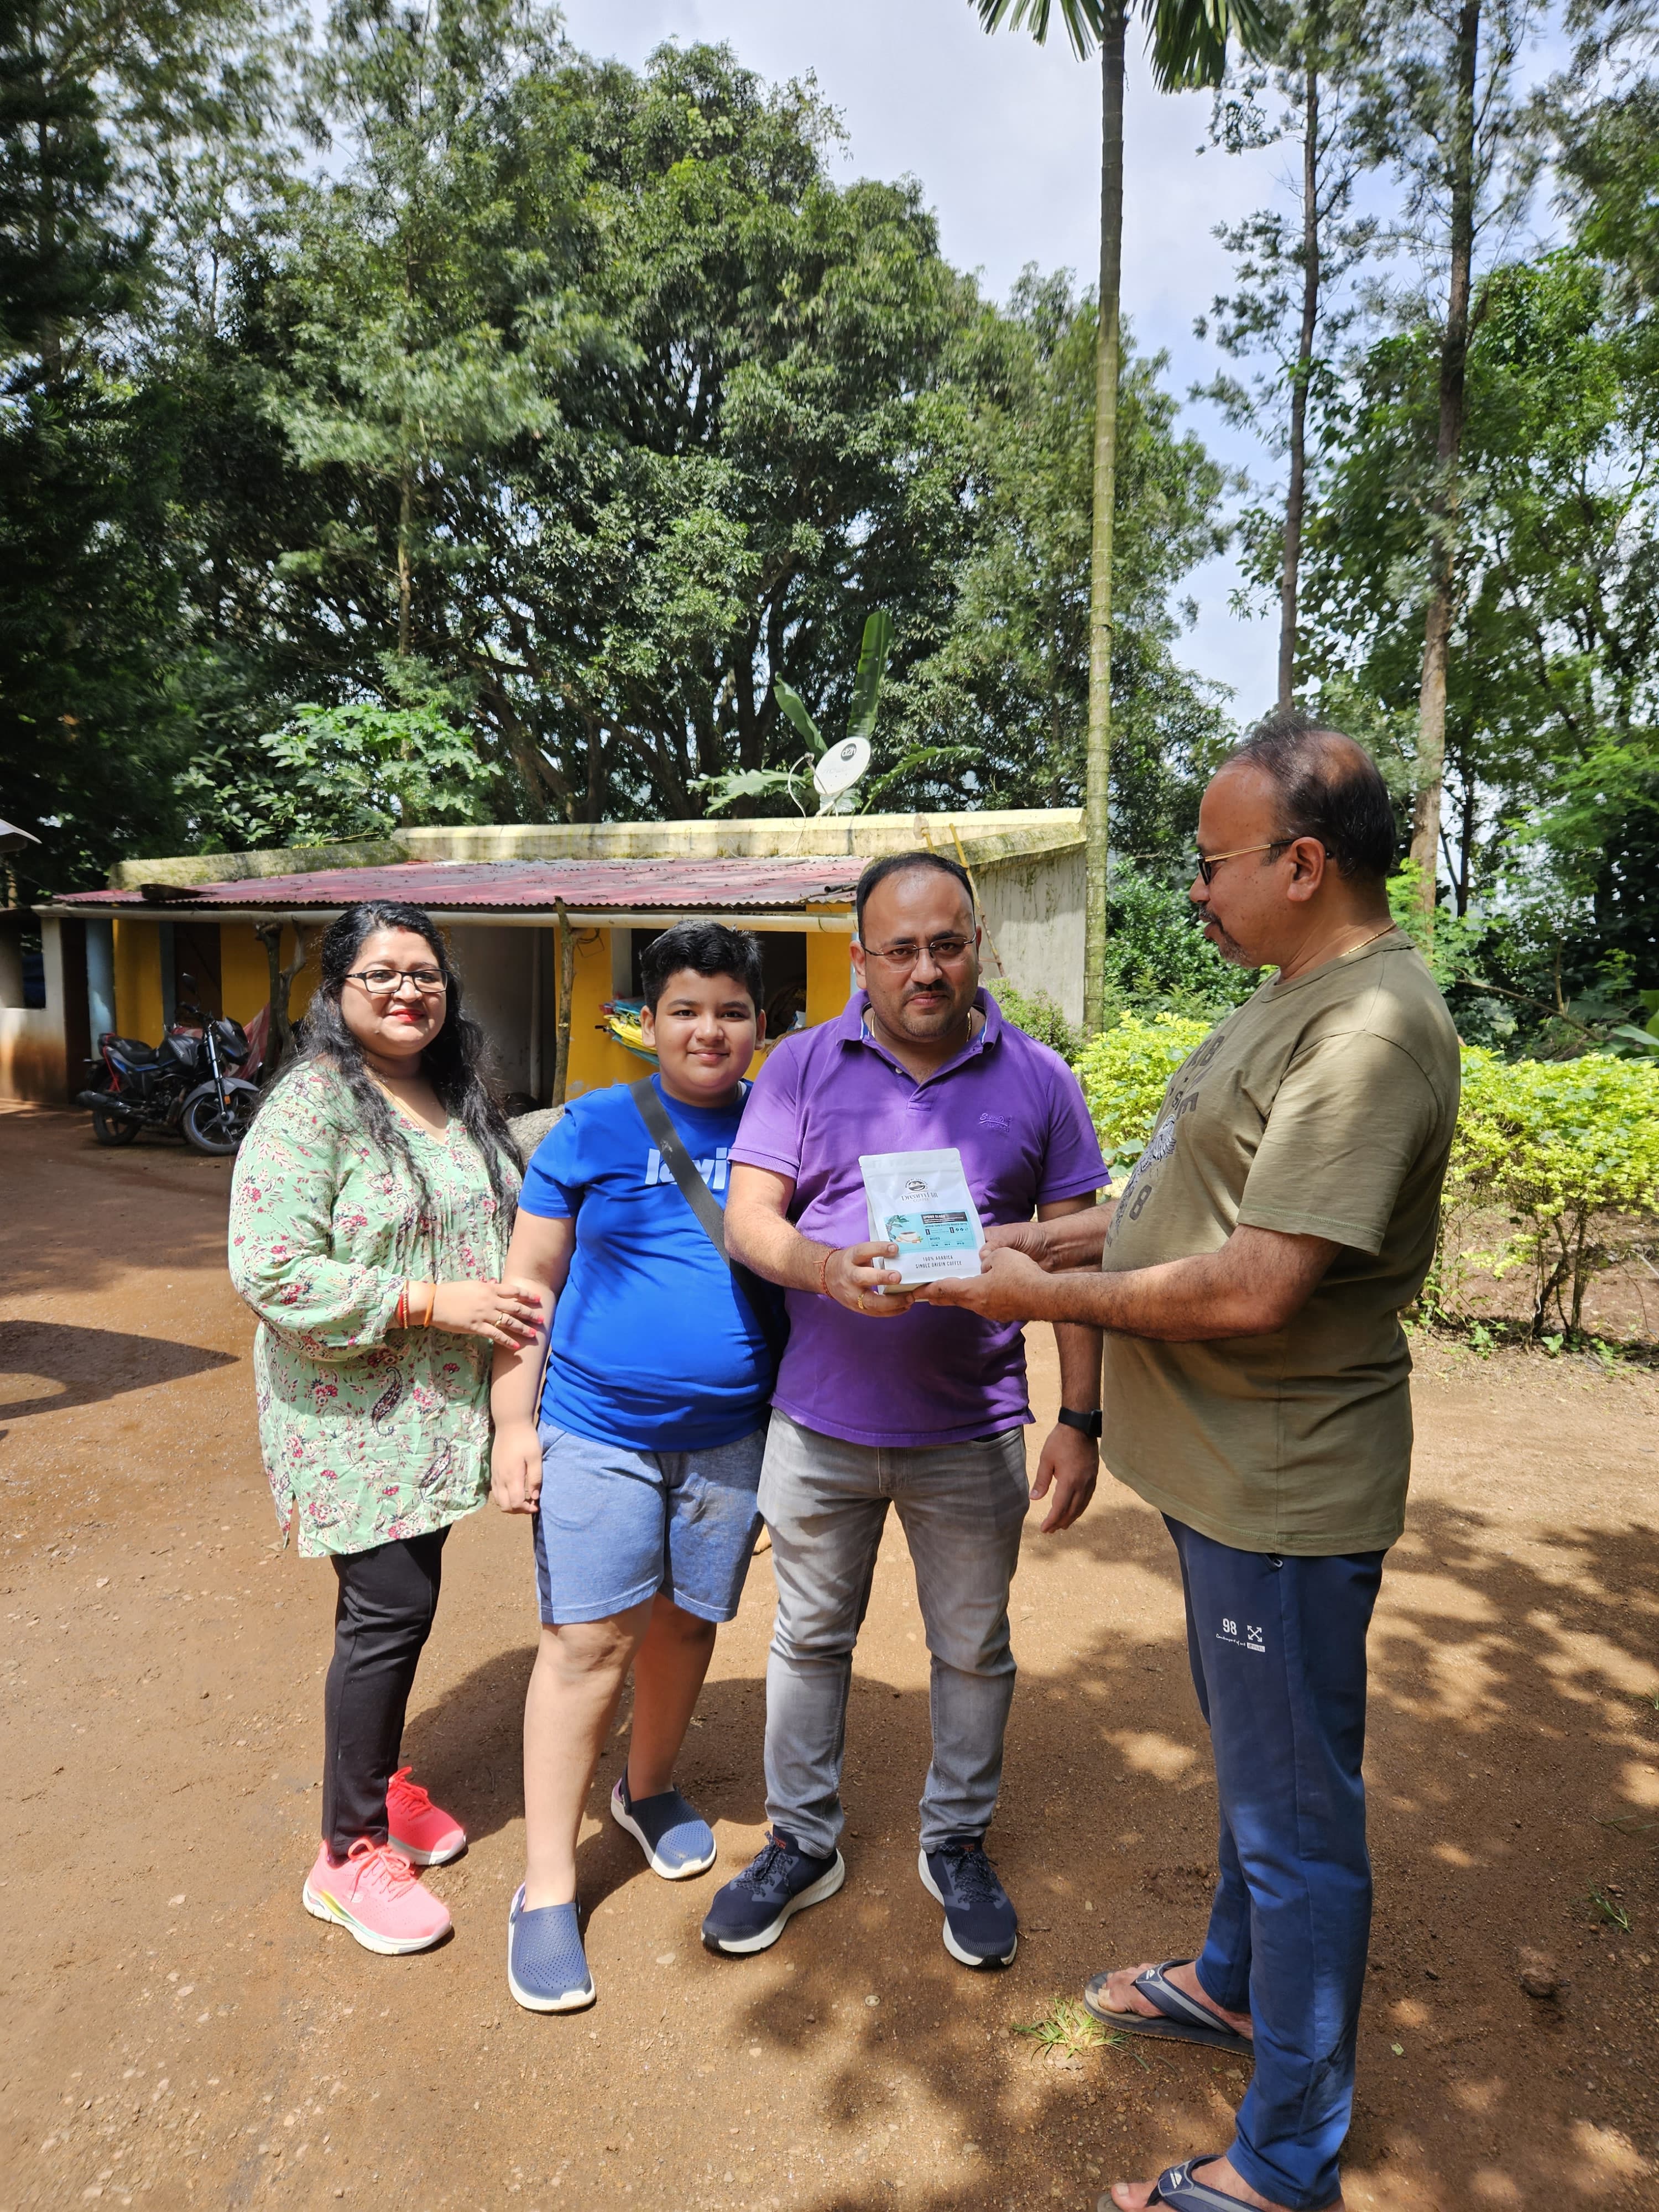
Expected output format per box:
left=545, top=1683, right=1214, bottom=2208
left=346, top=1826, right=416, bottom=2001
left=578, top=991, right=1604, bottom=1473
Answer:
left=531, top=1418, right=768, bottom=1626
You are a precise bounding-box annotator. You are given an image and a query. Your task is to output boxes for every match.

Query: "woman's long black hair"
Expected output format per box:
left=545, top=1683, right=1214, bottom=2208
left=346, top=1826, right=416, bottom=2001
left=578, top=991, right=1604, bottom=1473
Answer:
left=262, top=900, right=518, bottom=1208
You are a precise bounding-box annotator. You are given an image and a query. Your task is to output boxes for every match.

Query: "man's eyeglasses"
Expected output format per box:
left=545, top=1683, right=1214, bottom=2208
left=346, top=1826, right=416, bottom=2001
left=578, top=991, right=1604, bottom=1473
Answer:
left=861, top=933, right=977, bottom=970
left=1192, top=838, right=1295, bottom=887
left=345, top=966, right=448, bottom=997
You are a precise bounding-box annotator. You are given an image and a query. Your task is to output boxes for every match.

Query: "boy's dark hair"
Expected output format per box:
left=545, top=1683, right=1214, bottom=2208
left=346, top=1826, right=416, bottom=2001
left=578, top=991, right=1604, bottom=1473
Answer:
left=1230, top=709, right=1398, bottom=884
left=639, top=919, right=764, bottom=1013
left=854, top=850, right=974, bottom=939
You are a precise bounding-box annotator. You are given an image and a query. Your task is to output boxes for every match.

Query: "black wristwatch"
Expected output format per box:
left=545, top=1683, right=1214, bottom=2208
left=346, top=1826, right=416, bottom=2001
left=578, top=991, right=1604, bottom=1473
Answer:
left=1057, top=1406, right=1103, bottom=1439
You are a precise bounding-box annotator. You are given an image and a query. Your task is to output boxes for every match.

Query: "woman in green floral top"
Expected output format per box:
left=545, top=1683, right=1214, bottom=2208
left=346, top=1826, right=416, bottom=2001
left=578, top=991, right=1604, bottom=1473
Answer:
left=229, top=899, right=539, bottom=1957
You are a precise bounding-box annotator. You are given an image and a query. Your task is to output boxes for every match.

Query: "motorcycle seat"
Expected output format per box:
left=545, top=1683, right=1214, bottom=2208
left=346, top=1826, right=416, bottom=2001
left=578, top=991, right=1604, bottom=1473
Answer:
left=102, top=1036, right=160, bottom=1065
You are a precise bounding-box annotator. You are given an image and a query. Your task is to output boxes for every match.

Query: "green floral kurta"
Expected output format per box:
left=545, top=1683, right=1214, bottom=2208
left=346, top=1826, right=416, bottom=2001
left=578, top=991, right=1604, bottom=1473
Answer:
left=228, top=1065, right=519, bottom=1557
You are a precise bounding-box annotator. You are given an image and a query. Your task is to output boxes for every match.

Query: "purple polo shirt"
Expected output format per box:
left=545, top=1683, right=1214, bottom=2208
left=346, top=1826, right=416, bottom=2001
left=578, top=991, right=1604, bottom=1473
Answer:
left=731, top=989, right=1109, bottom=1447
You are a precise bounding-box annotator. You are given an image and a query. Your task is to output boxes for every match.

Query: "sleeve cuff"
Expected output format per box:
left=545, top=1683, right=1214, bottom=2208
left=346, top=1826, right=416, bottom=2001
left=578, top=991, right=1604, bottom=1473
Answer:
left=1235, top=1203, right=1385, bottom=1256
left=1035, top=1171, right=1113, bottom=1203
left=728, top=1143, right=802, bottom=1177
left=515, top=1193, right=573, bottom=1220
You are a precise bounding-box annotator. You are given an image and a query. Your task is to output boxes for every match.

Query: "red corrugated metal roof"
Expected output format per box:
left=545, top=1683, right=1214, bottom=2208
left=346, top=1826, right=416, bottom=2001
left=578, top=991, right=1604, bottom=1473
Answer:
left=59, top=856, right=863, bottom=912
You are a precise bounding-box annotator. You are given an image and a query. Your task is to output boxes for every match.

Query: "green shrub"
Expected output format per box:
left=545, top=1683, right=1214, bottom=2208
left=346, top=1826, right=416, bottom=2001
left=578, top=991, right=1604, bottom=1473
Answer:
left=1441, top=1048, right=1659, bottom=1339
left=988, top=979, right=1082, bottom=1063
left=1074, top=1013, right=1212, bottom=1169
left=1102, top=863, right=1259, bottom=1021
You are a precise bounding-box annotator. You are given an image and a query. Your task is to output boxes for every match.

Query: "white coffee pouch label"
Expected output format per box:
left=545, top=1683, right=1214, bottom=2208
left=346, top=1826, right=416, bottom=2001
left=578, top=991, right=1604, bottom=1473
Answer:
left=859, top=1147, right=984, bottom=1286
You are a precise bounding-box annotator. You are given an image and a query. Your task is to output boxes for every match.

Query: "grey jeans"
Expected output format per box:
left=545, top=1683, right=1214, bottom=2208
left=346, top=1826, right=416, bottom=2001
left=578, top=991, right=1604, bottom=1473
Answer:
left=758, top=1410, right=1030, bottom=1858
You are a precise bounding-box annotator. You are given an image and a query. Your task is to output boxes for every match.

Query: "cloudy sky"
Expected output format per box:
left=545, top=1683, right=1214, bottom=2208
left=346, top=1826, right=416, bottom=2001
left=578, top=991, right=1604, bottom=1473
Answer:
left=556, top=0, right=1292, bottom=718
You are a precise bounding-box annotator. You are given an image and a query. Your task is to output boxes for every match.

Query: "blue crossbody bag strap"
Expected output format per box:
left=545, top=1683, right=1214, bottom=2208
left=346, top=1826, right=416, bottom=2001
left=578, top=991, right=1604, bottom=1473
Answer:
left=627, top=1077, right=787, bottom=1366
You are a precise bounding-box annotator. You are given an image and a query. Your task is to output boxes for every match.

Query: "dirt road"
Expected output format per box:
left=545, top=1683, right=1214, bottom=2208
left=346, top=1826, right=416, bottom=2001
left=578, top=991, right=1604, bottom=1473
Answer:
left=2, top=1102, right=1656, bottom=2210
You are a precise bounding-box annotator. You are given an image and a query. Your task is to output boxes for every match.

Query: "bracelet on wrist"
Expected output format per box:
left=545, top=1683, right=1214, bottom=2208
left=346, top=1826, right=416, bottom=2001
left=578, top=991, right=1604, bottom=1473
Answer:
left=818, top=1246, right=834, bottom=1299
left=419, top=1280, right=436, bottom=1328
left=395, top=1281, right=409, bottom=1331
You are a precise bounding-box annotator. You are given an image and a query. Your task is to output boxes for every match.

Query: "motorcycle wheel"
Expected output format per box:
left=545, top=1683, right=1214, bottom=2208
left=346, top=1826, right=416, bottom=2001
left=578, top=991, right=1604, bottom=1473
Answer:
left=91, top=1102, right=139, bottom=1146
left=182, top=1083, right=258, bottom=1155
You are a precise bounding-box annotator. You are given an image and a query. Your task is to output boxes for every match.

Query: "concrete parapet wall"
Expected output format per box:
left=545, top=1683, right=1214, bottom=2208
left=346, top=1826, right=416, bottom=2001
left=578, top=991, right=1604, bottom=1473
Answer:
left=108, top=811, right=1086, bottom=887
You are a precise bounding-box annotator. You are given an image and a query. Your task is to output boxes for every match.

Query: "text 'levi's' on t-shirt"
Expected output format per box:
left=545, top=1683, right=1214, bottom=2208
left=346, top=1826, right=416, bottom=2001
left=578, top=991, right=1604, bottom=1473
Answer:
left=517, top=1076, right=776, bottom=1453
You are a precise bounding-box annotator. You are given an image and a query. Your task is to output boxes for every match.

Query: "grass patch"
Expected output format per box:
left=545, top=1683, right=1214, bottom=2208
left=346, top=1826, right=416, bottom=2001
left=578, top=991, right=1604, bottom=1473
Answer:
left=1011, top=1996, right=1146, bottom=2067
left=1587, top=1886, right=1632, bottom=1931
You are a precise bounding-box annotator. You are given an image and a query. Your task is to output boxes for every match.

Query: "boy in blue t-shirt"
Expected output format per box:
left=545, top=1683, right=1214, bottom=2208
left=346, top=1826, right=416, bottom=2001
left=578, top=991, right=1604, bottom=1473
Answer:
left=491, top=920, right=776, bottom=2013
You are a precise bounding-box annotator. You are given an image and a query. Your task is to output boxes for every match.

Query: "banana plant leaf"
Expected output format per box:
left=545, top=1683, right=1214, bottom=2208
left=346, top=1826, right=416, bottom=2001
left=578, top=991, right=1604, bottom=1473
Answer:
left=773, top=680, right=822, bottom=754
left=691, top=766, right=810, bottom=816
left=847, top=611, right=894, bottom=744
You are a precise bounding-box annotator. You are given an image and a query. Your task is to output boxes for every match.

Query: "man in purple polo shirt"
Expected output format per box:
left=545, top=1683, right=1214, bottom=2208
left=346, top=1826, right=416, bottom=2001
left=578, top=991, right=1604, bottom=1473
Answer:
left=698, top=850, right=1109, bottom=1969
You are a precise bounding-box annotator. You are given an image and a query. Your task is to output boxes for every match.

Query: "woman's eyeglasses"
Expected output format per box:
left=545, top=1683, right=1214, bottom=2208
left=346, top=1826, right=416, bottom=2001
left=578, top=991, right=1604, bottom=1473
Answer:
left=345, top=966, right=448, bottom=997
left=861, top=933, right=976, bottom=970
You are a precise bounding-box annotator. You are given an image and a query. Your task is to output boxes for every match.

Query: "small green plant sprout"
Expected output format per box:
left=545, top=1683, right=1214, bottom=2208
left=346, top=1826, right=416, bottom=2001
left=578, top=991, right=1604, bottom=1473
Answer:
left=1589, top=1338, right=1623, bottom=1374
left=1586, top=1885, right=1631, bottom=1931
left=1012, top=1997, right=1133, bottom=2063
left=1468, top=1322, right=1495, bottom=1359
left=1541, top=1332, right=1565, bottom=1358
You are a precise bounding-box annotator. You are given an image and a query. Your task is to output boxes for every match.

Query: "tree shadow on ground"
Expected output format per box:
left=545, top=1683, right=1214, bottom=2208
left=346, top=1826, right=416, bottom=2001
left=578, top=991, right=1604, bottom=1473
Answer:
left=497, top=1497, right=1659, bottom=2212
left=0, top=1317, right=236, bottom=1417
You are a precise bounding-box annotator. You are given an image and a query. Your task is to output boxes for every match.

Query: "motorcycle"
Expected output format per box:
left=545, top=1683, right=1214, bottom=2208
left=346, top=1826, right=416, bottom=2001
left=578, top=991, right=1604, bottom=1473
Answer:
left=77, top=979, right=260, bottom=1155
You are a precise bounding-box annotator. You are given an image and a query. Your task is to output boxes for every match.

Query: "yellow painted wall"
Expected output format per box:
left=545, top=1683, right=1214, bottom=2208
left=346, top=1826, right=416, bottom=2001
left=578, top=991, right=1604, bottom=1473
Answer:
left=806, top=922, right=854, bottom=1028
left=220, top=925, right=270, bottom=1025
left=561, top=919, right=854, bottom=1097
left=286, top=925, right=321, bottom=1020
left=106, top=910, right=853, bottom=1094
left=112, top=917, right=165, bottom=1044
left=561, top=925, right=643, bottom=1099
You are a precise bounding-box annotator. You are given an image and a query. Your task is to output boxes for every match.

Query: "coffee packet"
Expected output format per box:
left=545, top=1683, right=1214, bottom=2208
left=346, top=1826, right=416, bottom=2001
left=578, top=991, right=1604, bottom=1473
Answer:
left=859, top=1147, right=984, bottom=1287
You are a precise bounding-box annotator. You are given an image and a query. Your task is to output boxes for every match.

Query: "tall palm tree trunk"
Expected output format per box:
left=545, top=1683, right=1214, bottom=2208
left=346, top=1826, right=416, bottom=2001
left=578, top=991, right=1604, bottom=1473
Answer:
left=1411, top=0, right=1480, bottom=919
left=1279, top=54, right=1321, bottom=709
left=1084, top=3, right=1126, bottom=1036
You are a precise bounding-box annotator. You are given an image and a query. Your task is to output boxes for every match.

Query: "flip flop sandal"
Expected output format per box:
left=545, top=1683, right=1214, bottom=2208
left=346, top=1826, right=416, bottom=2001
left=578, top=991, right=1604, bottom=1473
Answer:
left=1095, top=2156, right=1341, bottom=2212
left=1092, top=2152, right=1238, bottom=2210
left=1082, top=1958, right=1255, bottom=2055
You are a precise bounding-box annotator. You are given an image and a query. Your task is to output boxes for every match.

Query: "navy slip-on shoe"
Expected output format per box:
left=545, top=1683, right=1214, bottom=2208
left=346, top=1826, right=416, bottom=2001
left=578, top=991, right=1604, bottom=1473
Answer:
left=507, top=1886, right=595, bottom=2013
left=611, top=1775, right=717, bottom=1880
left=919, top=1837, right=1019, bottom=1968
left=701, top=1829, right=845, bottom=1955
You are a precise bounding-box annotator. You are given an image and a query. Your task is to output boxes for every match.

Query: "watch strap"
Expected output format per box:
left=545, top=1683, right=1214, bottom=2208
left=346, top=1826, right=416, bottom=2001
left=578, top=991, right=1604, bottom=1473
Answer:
left=1057, top=1405, right=1103, bottom=1439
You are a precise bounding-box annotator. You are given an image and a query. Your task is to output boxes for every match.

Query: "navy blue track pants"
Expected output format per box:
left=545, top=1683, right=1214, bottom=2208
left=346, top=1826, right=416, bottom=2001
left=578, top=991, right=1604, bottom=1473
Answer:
left=1166, top=1516, right=1385, bottom=2212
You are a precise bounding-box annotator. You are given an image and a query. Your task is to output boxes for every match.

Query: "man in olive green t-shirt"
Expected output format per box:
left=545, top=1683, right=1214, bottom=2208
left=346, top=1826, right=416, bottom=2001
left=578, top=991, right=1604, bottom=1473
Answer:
left=923, top=714, right=1459, bottom=2212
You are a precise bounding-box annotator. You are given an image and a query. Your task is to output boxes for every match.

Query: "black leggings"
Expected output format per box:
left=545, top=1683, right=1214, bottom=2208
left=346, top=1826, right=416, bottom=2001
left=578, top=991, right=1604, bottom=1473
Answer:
left=322, top=1527, right=448, bottom=1855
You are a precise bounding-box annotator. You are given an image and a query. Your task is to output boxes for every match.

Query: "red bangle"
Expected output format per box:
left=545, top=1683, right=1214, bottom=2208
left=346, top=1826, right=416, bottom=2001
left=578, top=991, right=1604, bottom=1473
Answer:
left=395, top=1282, right=408, bottom=1330
left=818, top=1247, right=834, bottom=1299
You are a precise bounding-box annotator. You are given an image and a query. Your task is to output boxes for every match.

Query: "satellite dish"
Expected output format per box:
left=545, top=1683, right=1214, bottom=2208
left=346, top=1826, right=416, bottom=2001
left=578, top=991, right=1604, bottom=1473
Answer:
left=812, top=735, right=871, bottom=806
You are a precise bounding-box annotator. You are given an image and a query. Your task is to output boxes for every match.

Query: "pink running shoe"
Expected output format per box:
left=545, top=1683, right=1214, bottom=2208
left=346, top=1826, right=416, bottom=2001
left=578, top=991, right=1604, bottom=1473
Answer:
left=387, top=1767, right=467, bottom=1866
left=302, top=1838, right=451, bottom=1955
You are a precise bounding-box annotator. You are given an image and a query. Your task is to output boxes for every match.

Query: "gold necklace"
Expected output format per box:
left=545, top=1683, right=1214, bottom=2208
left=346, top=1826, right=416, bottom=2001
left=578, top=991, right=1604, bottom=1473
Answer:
left=1342, top=921, right=1399, bottom=957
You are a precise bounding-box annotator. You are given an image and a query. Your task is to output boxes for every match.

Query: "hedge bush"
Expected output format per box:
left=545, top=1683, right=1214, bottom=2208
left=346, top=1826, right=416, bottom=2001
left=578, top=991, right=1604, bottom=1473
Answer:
left=1441, top=1047, right=1659, bottom=1338
left=1073, top=1013, right=1211, bottom=1170
left=1019, top=1004, right=1659, bottom=1342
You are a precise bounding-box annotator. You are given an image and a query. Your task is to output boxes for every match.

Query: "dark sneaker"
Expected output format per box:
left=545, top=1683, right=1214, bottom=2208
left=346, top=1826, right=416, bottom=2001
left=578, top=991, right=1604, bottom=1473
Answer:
left=611, top=1775, right=717, bottom=1880
left=507, top=1886, right=595, bottom=2013
left=700, top=1829, right=846, bottom=1955
left=919, top=1838, right=1019, bottom=1968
